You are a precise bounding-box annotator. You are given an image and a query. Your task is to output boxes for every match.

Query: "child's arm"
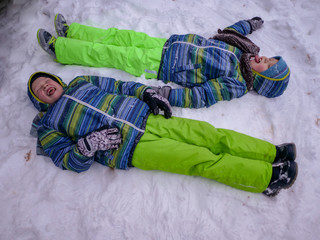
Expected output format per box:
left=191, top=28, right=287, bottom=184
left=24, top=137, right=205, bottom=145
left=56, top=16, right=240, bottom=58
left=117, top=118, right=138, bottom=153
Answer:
left=37, top=127, right=95, bottom=173
left=72, top=75, right=150, bottom=100
left=224, top=17, right=264, bottom=36
left=168, top=76, right=247, bottom=108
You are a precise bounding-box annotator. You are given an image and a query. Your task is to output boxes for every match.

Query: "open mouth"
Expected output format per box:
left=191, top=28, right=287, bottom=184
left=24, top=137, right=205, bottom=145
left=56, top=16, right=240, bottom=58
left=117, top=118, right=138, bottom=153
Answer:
left=250, top=56, right=260, bottom=63
left=47, top=87, right=56, bottom=96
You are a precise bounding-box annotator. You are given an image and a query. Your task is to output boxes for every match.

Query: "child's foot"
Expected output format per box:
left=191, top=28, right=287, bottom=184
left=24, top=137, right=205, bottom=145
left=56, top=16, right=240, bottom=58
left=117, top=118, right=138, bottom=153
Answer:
left=54, top=13, right=69, bottom=37
left=37, top=29, right=56, bottom=58
left=263, top=160, right=298, bottom=197
left=273, top=143, right=296, bottom=163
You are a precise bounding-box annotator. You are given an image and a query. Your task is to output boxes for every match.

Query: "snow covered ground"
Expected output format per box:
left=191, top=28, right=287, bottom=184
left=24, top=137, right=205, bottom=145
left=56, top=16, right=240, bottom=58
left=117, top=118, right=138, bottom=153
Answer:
left=0, top=0, right=319, bottom=239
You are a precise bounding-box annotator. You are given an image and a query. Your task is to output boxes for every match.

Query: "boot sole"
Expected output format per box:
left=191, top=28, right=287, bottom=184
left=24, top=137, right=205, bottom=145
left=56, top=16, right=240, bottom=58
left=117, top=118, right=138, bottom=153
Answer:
left=54, top=13, right=67, bottom=37
left=37, top=29, right=56, bottom=58
left=37, top=29, right=41, bottom=44
left=36, top=29, right=45, bottom=52
left=263, top=161, right=298, bottom=198
left=283, top=161, right=298, bottom=190
left=290, top=143, right=297, bottom=161
left=54, top=13, right=59, bottom=37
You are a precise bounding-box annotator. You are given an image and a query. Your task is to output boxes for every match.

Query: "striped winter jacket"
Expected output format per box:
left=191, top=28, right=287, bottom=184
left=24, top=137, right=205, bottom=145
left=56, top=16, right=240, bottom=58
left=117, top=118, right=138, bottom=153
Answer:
left=28, top=74, right=150, bottom=173
left=158, top=21, right=252, bottom=108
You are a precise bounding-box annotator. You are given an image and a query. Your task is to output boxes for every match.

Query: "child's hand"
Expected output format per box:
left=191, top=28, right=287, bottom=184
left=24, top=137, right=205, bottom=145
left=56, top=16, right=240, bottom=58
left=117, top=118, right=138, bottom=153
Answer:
left=247, top=17, right=264, bottom=33
left=77, top=128, right=122, bottom=157
left=143, top=89, right=172, bottom=119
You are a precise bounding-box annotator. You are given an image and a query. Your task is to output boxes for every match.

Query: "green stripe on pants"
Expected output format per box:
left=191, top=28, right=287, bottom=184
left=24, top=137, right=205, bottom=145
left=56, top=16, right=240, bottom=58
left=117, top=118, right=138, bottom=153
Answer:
left=132, top=115, right=275, bottom=193
left=55, top=23, right=166, bottom=78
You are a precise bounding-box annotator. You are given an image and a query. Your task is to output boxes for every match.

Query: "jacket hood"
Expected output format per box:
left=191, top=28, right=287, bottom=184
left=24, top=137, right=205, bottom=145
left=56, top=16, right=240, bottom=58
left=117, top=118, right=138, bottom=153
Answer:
left=27, top=71, right=66, bottom=112
left=253, top=56, right=290, bottom=98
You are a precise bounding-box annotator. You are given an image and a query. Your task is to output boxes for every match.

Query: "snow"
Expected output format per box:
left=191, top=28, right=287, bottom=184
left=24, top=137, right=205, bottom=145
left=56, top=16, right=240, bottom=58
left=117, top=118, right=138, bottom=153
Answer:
left=0, top=0, right=319, bottom=239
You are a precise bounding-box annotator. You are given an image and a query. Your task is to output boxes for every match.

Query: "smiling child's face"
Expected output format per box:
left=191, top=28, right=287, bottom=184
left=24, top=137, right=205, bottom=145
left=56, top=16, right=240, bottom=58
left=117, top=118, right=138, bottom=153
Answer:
left=250, top=56, right=279, bottom=73
left=32, top=77, right=64, bottom=104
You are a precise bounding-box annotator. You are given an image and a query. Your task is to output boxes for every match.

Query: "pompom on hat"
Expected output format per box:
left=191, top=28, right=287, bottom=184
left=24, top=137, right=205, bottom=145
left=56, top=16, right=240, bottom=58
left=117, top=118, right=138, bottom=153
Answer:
left=253, top=56, right=290, bottom=98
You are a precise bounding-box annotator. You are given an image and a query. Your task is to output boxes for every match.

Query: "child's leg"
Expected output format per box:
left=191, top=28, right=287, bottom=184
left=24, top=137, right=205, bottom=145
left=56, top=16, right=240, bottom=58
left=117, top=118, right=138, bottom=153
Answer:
left=67, top=23, right=167, bottom=49
left=132, top=131, right=272, bottom=193
left=143, top=114, right=276, bottom=162
left=55, top=37, right=162, bottom=78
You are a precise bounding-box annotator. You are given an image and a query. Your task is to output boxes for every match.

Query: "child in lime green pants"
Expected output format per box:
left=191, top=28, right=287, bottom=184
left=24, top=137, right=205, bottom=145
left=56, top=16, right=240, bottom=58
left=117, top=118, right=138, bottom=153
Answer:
left=132, top=114, right=275, bottom=193
left=38, top=14, right=291, bottom=109
left=55, top=23, right=166, bottom=79
left=28, top=71, right=297, bottom=196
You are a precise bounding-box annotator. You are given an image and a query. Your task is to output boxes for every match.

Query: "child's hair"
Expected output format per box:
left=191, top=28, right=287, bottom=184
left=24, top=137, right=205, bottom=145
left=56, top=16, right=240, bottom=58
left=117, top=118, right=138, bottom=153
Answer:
left=253, top=56, right=290, bottom=98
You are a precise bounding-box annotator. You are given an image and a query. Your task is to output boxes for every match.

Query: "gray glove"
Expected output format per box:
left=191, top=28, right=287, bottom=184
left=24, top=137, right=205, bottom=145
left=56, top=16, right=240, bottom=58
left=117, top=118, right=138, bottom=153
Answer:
left=151, top=86, right=172, bottom=100
left=247, top=17, right=264, bottom=33
left=77, top=127, right=122, bottom=157
left=143, top=88, right=172, bottom=119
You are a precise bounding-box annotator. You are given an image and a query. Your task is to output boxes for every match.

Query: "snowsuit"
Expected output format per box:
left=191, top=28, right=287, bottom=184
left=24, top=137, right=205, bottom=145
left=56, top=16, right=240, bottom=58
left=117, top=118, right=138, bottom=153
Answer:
left=28, top=72, right=276, bottom=193
left=53, top=20, right=253, bottom=109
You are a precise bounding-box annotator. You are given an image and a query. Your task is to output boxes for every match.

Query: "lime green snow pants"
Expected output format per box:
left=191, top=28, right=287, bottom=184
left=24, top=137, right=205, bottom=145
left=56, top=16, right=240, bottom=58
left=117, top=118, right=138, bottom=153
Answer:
left=132, top=115, right=276, bottom=193
left=55, top=23, right=167, bottom=78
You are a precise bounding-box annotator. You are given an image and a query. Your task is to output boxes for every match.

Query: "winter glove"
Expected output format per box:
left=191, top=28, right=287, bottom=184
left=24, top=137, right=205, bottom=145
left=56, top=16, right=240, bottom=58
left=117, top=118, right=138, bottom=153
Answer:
left=77, top=127, right=122, bottom=158
left=143, top=88, right=172, bottom=119
left=246, top=17, right=264, bottom=33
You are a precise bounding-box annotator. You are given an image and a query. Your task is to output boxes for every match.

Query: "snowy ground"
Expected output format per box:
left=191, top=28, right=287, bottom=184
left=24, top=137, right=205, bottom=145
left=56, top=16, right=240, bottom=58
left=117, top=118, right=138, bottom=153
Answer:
left=0, top=0, right=319, bottom=239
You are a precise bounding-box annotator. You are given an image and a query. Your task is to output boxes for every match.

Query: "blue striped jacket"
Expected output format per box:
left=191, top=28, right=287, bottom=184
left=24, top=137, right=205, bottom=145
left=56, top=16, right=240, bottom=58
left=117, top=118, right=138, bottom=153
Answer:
left=29, top=74, right=150, bottom=172
left=158, top=21, right=252, bottom=108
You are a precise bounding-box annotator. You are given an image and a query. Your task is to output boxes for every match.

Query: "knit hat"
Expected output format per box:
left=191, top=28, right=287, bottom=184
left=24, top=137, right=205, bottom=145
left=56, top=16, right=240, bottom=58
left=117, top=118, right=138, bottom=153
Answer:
left=27, top=72, right=66, bottom=112
left=253, top=56, right=290, bottom=98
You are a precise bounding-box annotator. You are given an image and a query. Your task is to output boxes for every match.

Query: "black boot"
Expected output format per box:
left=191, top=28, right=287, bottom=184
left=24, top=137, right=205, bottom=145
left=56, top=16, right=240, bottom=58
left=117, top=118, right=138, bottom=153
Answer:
left=263, top=161, right=298, bottom=197
left=273, top=143, right=296, bottom=163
